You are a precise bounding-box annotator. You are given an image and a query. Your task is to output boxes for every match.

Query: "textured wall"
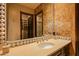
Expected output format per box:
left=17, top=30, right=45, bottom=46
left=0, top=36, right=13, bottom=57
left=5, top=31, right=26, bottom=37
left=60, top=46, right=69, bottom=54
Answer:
left=54, top=4, right=74, bottom=36
left=54, top=4, right=75, bottom=55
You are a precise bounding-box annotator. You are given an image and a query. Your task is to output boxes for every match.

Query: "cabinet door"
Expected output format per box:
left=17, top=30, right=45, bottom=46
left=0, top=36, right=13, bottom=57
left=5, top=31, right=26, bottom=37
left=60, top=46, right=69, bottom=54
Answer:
left=49, top=49, right=65, bottom=56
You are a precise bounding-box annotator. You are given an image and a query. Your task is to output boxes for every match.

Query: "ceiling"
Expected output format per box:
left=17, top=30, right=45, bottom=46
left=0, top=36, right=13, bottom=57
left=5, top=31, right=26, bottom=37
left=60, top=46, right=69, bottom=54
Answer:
left=18, top=3, right=40, bottom=9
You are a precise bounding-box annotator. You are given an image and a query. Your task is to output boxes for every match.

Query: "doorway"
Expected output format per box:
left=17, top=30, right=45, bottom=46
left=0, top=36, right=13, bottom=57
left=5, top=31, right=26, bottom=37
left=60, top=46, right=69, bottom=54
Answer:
left=20, top=12, right=33, bottom=39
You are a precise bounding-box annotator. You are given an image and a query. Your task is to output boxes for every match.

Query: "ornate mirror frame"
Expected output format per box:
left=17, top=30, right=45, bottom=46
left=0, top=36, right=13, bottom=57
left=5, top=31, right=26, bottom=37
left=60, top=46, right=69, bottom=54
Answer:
left=0, top=3, right=7, bottom=42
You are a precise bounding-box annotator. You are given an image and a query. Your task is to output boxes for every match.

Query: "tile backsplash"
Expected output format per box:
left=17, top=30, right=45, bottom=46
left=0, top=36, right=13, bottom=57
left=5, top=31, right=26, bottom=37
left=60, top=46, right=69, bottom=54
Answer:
left=4, top=35, right=71, bottom=48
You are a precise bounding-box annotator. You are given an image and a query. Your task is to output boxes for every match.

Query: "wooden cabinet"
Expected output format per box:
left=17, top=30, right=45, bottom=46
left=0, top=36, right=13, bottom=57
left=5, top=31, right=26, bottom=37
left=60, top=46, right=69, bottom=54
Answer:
left=49, top=44, right=70, bottom=56
left=49, top=49, right=65, bottom=56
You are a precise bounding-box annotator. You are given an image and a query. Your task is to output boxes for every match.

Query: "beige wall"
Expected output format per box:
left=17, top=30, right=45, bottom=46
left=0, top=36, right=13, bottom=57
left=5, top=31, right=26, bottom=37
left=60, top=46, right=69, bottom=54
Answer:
left=35, top=3, right=76, bottom=55
left=7, top=4, right=34, bottom=41
left=54, top=4, right=75, bottom=55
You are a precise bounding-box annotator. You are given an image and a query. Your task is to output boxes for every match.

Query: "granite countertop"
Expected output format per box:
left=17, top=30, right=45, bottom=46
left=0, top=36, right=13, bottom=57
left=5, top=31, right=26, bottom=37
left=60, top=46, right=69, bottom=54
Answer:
left=4, top=38, right=71, bottom=56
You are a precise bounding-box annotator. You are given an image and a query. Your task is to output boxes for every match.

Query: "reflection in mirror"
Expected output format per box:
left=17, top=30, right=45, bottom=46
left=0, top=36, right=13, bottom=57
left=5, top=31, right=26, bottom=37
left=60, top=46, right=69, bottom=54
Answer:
left=35, top=11, right=43, bottom=37
left=20, top=12, right=33, bottom=39
left=6, top=3, right=43, bottom=41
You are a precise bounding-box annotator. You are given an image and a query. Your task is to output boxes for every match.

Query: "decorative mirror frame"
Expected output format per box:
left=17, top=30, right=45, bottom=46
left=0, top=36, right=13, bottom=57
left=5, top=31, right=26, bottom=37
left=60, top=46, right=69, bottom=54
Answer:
left=0, top=3, right=7, bottom=42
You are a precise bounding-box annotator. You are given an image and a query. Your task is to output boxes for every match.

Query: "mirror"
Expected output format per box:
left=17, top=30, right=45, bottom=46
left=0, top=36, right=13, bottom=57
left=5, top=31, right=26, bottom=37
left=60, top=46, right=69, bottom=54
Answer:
left=35, top=11, right=43, bottom=37
left=6, top=3, right=43, bottom=41
left=0, top=3, right=55, bottom=47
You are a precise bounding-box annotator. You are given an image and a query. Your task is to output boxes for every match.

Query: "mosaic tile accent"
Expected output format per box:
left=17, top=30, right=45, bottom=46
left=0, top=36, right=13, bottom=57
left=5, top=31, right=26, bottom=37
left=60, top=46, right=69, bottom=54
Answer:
left=4, top=35, right=70, bottom=48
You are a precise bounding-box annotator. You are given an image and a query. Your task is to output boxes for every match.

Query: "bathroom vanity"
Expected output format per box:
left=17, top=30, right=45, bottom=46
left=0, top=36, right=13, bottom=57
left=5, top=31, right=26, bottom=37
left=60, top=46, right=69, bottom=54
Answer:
left=3, top=36, right=71, bottom=56
left=0, top=3, right=75, bottom=56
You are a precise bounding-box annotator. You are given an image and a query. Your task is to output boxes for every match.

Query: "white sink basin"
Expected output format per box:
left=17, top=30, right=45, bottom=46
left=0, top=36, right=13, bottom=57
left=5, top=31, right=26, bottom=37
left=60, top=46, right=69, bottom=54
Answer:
left=36, top=42, right=54, bottom=49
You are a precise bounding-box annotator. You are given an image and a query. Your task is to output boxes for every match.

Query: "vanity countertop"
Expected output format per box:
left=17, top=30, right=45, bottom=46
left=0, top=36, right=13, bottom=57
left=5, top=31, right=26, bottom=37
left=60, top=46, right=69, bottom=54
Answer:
left=4, top=38, right=71, bottom=56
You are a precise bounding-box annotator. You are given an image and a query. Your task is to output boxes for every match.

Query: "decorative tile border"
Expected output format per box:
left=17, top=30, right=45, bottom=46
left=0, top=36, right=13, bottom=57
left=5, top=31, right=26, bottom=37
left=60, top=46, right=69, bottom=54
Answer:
left=4, top=35, right=71, bottom=48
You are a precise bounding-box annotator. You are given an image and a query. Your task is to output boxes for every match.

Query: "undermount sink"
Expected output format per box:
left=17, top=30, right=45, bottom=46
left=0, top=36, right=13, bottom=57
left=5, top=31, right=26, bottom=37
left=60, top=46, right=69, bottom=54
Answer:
left=35, top=42, right=54, bottom=49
